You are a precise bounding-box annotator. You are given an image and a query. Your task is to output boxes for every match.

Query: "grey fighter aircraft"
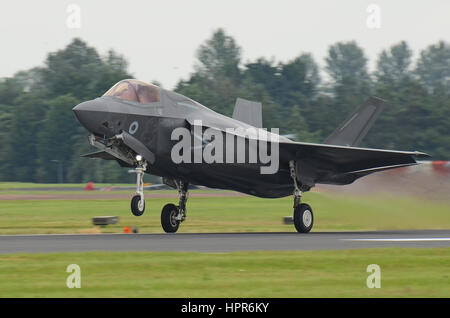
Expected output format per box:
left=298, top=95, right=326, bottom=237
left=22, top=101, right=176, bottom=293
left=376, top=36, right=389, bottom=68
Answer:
left=73, top=79, right=429, bottom=233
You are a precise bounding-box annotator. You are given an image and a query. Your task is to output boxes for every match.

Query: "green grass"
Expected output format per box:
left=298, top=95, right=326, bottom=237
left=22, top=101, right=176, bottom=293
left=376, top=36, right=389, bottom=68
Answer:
left=0, top=182, right=136, bottom=190
left=1, top=248, right=449, bottom=297
left=0, top=191, right=449, bottom=234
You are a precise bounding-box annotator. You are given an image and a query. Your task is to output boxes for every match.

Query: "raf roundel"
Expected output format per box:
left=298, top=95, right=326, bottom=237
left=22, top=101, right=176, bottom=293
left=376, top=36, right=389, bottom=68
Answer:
left=129, top=121, right=139, bottom=135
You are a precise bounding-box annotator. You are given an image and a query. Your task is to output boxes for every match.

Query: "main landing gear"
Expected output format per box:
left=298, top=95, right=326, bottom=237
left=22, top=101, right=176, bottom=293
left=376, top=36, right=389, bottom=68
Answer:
left=289, top=160, right=314, bottom=233
left=161, top=180, right=188, bottom=233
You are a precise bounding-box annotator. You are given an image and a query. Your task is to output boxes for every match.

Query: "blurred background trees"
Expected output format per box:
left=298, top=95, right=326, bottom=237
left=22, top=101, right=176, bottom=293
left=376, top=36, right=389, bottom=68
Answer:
left=0, top=30, right=449, bottom=183
left=0, top=39, right=133, bottom=183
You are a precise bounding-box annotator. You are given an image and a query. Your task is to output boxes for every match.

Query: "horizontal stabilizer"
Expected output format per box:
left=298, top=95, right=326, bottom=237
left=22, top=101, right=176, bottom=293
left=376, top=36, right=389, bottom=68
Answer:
left=232, top=98, right=262, bottom=128
left=324, top=97, right=387, bottom=147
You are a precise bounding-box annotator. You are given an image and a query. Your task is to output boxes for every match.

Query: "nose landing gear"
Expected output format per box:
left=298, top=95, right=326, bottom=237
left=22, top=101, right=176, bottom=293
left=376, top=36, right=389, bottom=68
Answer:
left=131, top=160, right=147, bottom=216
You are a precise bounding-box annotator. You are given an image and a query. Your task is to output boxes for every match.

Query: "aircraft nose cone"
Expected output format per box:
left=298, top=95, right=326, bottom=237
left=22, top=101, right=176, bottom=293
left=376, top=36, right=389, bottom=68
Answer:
left=73, top=99, right=110, bottom=135
left=73, top=99, right=106, bottom=115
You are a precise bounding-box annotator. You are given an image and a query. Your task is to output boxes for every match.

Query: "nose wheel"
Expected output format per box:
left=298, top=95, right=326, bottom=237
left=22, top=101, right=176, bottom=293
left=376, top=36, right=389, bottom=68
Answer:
left=131, top=194, right=145, bottom=216
left=131, top=161, right=147, bottom=216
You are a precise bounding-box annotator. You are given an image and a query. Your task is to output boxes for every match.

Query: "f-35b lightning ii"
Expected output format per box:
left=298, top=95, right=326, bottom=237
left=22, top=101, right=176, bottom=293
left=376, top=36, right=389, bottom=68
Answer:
left=73, top=79, right=429, bottom=233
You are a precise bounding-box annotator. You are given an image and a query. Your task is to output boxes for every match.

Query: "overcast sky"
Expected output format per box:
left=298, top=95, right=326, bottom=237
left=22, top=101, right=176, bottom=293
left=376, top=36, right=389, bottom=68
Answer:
left=1, top=0, right=449, bottom=89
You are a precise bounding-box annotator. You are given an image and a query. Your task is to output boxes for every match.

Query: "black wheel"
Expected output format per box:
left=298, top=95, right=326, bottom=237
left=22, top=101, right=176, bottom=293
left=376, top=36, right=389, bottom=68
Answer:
left=161, top=203, right=180, bottom=233
left=293, top=203, right=313, bottom=233
left=131, top=195, right=145, bottom=216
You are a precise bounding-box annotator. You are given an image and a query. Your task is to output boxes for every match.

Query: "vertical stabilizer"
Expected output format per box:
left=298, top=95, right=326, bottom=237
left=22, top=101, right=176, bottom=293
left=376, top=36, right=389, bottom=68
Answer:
left=232, top=98, right=263, bottom=128
left=323, top=97, right=387, bottom=147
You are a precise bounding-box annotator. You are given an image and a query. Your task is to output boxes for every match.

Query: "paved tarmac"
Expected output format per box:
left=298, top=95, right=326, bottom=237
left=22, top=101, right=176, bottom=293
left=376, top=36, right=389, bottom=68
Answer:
left=1, top=230, right=450, bottom=254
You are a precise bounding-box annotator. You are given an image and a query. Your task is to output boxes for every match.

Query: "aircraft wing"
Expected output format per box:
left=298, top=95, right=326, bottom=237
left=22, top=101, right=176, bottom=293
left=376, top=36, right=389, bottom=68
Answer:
left=279, top=140, right=430, bottom=187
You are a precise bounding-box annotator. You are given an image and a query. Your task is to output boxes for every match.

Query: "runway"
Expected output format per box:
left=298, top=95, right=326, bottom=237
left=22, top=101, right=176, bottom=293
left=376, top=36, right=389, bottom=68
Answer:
left=1, top=230, right=450, bottom=254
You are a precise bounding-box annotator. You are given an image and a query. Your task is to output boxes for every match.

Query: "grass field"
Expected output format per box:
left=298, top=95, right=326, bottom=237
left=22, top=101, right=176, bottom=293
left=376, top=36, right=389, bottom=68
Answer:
left=0, top=188, right=449, bottom=234
left=1, top=248, right=449, bottom=297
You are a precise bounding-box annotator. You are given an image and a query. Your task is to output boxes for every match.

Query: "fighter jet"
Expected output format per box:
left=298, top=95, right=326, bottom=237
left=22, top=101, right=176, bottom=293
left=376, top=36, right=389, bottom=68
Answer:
left=73, top=79, right=429, bottom=233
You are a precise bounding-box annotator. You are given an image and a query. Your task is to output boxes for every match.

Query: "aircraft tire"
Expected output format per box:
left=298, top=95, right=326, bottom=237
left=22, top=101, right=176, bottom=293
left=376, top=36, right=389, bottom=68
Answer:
left=131, top=195, right=145, bottom=216
left=161, top=203, right=180, bottom=233
left=293, top=203, right=313, bottom=233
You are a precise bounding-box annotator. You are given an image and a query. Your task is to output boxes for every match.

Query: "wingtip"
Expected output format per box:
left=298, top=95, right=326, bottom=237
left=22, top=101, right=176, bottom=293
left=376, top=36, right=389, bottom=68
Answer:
left=369, top=96, right=389, bottom=105
left=414, top=151, right=432, bottom=159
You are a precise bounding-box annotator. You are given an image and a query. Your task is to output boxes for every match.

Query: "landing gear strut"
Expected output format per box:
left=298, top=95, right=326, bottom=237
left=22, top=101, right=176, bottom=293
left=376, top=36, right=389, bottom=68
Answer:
left=289, top=160, right=313, bottom=233
left=131, top=160, right=147, bottom=216
left=161, top=180, right=188, bottom=233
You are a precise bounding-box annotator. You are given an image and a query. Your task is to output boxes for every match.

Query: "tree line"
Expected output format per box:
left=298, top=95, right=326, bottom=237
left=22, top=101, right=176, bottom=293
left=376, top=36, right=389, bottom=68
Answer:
left=0, top=30, right=449, bottom=183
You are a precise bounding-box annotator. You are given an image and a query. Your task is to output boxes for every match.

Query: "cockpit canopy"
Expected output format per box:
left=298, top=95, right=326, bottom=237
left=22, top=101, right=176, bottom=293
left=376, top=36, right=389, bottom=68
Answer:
left=103, top=79, right=160, bottom=104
